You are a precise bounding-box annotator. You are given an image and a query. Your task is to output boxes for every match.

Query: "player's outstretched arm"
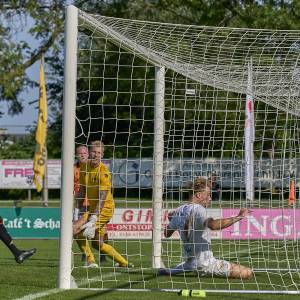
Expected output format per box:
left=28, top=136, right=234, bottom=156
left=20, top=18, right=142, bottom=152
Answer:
left=206, top=208, right=251, bottom=230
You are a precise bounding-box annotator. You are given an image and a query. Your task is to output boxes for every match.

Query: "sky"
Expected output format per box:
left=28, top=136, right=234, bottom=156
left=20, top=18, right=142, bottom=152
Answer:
left=0, top=14, right=47, bottom=135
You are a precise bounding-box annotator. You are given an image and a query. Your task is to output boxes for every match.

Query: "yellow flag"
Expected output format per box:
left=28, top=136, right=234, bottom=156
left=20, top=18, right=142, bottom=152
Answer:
left=33, top=56, right=48, bottom=192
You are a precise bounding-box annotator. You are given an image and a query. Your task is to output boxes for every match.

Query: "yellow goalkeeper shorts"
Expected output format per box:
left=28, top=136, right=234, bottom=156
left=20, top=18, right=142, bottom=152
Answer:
left=96, top=206, right=113, bottom=236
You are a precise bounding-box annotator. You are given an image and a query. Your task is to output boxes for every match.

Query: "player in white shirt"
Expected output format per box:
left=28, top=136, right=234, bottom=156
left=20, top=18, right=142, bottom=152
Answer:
left=159, top=177, right=253, bottom=279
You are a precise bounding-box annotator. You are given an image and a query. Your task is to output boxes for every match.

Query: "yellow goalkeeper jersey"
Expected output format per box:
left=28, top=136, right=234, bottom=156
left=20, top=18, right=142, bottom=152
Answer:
left=79, top=162, right=114, bottom=213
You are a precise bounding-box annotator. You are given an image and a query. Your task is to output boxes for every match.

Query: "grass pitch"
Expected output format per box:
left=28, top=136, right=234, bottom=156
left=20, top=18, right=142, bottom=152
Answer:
left=1, top=239, right=300, bottom=299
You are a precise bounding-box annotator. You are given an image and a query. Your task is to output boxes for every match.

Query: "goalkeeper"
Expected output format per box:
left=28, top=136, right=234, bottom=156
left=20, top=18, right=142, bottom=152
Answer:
left=159, top=177, right=253, bottom=279
left=73, top=140, right=130, bottom=268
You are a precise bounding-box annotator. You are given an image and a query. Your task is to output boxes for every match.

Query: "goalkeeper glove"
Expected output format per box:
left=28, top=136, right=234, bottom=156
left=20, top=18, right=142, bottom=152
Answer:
left=81, top=214, right=98, bottom=239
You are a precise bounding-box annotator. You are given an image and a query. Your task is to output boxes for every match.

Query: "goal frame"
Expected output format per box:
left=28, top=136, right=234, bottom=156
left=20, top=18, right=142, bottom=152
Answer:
left=59, top=5, right=78, bottom=289
left=58, top=5, right=300, bottom=295
left=58, top=5, right=166, bottom=288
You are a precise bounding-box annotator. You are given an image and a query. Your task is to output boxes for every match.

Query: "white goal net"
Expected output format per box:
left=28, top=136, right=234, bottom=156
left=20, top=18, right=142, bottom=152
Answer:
left=59, top=5, right=300, bottom=294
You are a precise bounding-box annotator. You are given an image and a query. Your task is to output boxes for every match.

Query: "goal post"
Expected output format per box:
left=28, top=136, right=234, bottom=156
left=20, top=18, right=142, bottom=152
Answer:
left=59, top=5, right=78, bottom=289
left=245, top=58, right=254, bottom=206
left=60, top=5, right=300, bottom=294
left=152, top=66, right=165, bottom=268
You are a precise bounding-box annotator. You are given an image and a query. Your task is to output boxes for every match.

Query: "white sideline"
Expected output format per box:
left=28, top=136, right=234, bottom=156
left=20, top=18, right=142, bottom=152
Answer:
left=15, top=272, right=120, bottom=300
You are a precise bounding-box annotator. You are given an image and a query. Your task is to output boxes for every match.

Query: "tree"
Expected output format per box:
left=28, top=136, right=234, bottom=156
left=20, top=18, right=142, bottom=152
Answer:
left=73, top=0, right=300, bottom=159
left=0, top=1, right=64, bottom=116
left=0, top=134, right=35, bottom=159
left=0, top=1, right=65, bottom=158
left=1, top=0, right=300, bottom=158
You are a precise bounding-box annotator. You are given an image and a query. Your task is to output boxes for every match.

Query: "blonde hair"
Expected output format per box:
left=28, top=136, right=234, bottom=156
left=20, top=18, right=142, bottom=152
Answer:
left=188, top=177, right=211, bottom=196
left=89, top=140, right=104, bottom=148
left=76, top=145, right=88, bottom=153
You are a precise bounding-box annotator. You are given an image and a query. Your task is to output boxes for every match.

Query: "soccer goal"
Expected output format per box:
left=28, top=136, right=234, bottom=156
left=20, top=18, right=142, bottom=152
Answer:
left=59, top=5, right=300, bottom=294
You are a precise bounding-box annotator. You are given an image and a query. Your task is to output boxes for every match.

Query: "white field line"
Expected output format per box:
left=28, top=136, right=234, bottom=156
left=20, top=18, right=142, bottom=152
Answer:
left=15, top=272, right=120, bottom=300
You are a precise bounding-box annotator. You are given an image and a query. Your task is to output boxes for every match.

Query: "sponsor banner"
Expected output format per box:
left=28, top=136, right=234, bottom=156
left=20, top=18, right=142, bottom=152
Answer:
left=0, top=158, right=299, bottom=189
left=0, top=160, right=61, bottom=189
left=112, top=158, right=299, bottom=189
left=2, top=207, right=299, bottom=240
left=0, top=208, right=60, bottom=238
left=107, top=208, right=222, bottom=240
left=223, top=208, right=300, bottom=240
